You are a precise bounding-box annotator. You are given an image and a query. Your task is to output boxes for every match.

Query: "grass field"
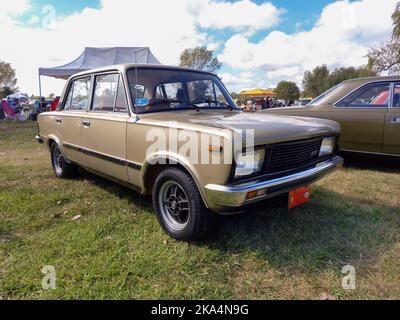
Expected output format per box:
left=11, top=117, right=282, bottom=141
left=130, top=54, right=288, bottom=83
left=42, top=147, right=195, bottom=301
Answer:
left=0, top=121, right=399, bottom=300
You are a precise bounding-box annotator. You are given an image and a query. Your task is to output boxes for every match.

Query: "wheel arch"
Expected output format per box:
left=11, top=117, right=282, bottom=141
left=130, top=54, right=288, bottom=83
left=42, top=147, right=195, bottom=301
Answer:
left=141, top=155, right=210, bottom=209
left=47, top=135, right=71, bottom=164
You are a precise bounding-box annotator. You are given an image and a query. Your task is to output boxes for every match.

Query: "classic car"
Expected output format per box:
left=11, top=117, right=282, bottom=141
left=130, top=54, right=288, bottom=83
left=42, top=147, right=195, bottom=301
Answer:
left=263, top=76, right=400, bottom=156
left=36, top=64, right=343, bottom=240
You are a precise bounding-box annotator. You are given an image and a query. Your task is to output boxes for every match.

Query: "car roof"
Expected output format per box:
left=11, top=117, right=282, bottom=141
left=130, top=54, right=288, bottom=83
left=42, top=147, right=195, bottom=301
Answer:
left=70, top=64, right=217, bottom=79
left=341, top=75, right=400, bottom=85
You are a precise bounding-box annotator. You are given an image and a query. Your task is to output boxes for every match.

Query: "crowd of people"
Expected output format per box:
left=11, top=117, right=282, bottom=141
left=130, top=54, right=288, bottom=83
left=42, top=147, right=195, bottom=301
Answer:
left=238, top=97, right=286, bottom=112
left=0, top=96, right=60, bottom=121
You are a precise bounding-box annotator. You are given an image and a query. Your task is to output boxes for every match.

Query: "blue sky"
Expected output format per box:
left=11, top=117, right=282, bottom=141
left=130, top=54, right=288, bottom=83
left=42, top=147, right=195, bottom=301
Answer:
left=19, top=0, right=100, bottom=20
left=1, top=0, right=396, bottom=95
left=19, top=0, right=333, bottom=35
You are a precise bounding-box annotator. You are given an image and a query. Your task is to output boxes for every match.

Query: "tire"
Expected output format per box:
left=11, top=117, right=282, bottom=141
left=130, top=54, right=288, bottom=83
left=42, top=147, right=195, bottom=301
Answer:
left=50, top=143, right=78, bottom=178
left=152, top=167, right=212, bottom=241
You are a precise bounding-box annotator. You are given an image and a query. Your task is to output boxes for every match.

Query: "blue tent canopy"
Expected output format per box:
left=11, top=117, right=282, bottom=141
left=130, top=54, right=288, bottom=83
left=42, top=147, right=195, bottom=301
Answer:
left=38, top=47, right=161, bottom=96
left=39, top=47, right=161, bottom=79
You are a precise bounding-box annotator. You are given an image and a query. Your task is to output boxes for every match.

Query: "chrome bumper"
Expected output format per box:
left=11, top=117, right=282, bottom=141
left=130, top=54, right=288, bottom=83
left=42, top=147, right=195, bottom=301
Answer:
left=205, top=156, right=343, bottom=208
left=35, top=134, right=43, bottom=144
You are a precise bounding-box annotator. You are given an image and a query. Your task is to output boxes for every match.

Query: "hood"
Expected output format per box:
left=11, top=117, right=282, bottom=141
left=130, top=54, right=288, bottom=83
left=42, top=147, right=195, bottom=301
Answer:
left=139, top=110, right=340, bottom=146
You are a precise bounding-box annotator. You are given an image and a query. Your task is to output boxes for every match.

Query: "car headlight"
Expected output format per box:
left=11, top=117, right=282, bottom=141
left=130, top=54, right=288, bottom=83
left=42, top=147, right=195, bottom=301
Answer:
left=319, top=137, right=335, bottom=157
left=235, top=149, right=265, bottom=177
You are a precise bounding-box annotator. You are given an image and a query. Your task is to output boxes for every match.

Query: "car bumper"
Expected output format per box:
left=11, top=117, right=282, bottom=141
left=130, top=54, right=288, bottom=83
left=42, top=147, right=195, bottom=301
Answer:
left=204, top=156, right=343, bottom=208
left=35, top=134, right=44, bottom=144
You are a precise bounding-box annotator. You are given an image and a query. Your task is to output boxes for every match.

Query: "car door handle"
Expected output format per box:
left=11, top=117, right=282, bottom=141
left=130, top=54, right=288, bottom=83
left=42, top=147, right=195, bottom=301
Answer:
left=55, top=118, right=62, bottom=123
left=389, top=117, right=400, bottom=124
left=82, top=120, right=91, bottom=127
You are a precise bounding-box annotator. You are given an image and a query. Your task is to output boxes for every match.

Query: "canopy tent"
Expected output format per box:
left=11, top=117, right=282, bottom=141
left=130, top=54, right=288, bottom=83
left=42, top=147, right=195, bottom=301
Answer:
left=6, top=93, right=28, bottom=100
left=38, top=47, right=161, bottom=96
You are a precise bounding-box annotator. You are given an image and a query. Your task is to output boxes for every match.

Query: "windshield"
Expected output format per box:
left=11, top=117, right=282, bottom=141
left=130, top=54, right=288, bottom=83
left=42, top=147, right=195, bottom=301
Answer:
left=127, top=68, right=238, bottom=114
left=308, top=84, right=341, bottom=105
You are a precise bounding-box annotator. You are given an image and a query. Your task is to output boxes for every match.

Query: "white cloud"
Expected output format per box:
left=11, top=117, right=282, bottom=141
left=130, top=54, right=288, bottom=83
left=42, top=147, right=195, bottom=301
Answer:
left=0, top=0, right=207, bottom=95
left=0, top=0, right=31, bottom=18
left=0, top=0, right=397, bottom=96
left=193, top=0, right=283, bottom=32
left=220, top=0, right=398, bottom=89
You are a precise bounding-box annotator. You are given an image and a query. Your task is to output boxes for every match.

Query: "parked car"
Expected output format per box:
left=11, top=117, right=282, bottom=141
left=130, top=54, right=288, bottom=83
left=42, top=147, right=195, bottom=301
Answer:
left=36, top=64, right=343, bottom=240
left=295, top=98, right=312, bottom=106
left=263, top=76, right=400, bottom=156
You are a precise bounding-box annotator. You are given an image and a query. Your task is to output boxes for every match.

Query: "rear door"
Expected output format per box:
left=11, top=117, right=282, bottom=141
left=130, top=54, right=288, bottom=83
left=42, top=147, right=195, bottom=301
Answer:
left=383, top=83, right=400, bottom=155
left=333, top=81, right=390, bottom=152
left=81, top=72, right=130, bottom=181
left=58, top=76, right=92, bottom=165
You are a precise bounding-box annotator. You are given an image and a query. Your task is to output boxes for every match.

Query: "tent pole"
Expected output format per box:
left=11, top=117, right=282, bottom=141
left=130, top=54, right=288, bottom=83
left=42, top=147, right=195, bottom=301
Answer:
left=38, top=71, right=42, bottom=98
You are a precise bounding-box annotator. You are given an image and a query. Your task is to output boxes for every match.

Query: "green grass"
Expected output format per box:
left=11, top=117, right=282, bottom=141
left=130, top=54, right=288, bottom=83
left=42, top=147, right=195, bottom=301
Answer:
left=1, top=121, right=400, bottom=300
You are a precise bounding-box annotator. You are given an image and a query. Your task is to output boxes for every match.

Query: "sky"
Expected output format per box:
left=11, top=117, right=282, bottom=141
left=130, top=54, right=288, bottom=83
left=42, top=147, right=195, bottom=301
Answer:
left=0, top=0, right=397, bottom=96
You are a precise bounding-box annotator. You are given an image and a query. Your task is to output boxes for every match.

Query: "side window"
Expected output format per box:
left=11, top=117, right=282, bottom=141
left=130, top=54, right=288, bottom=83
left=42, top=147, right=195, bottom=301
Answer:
left=214, top=84, right=228, bottom=105
left=337, top=83, right=390, bottom=108
left=92, top=74, right=118, bottom=112
left=71, top=77, right=91, bottom=111
left=63, top=84, right=73, bottom=110
left=393, top=84, right=400, bottom=107
left=155, top=83, right=185, bottom=104
left=115, top=77, right=128, bottom=113
left=187, top=80, right=214, bottom=102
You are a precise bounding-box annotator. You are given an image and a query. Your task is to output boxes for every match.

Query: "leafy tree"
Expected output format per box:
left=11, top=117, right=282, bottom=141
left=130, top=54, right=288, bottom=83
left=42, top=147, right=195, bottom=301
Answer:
left=0, top=60, right=18, bottom=99
left=48, top=93, right=55, bottom=99
left=392, top=2, right=400, bottom=40
left=179, top=47, right=222, bottom=73
left=368, top=2, right=400, bottom=74
left=302, top=65, right=330, bottom=98
left=325, top=66, right=376, bottom=89
left=368, top=41, right=400, bottom=74
left=275, top=81, right=300, bottom=101
left=302, top=65, right=376, bottom=97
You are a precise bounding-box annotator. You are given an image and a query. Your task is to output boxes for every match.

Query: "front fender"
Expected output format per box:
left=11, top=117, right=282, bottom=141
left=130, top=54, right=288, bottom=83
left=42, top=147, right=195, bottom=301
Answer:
left=140, top=152, right=210, bottom=208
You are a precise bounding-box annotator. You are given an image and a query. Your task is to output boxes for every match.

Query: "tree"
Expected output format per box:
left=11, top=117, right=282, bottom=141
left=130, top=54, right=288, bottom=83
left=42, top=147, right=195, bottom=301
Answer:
left=368, top=41, right=400, bottom=74
left=367, top=2, right=400, bottom=74
left=275, top=81, right=300, bottom=101
left=302, top=65, right=376, bottom=97
left=392, top=2, right=400, bottom=40
left=325, top=66, right=376, bottom=89
left=179, top=47, right=222, bottom=73
left=48, top=93, right=55, bottom=99
left=0, top=60, right=18, bottom=99
left=302, top=65, right=330, bottom=98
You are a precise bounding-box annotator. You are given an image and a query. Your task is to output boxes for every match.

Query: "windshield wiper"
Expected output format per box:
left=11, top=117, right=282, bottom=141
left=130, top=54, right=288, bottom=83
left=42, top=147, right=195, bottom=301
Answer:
left=190, top=99, right=233, bottom=111
left=147, top=98, right=179, bottom=106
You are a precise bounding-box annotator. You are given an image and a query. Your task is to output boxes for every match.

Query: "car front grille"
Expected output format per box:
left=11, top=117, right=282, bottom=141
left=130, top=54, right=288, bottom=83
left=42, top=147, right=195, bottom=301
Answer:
left=264, top=137, right=323, bottom=173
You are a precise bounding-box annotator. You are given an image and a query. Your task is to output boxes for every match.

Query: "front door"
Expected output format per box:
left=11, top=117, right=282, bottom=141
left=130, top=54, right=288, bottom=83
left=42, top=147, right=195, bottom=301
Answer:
left=333, top=81, right=390, bottom=153
left=58, top=76, right=92, bottom=165
left=81, top=73, right=129, bottom=181
left=383, top=83, right=400, bottom=155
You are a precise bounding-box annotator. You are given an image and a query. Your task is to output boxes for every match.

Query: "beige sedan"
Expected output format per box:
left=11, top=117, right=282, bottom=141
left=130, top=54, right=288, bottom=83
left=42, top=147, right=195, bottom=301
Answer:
left=36, top=64, right=343, bottom=240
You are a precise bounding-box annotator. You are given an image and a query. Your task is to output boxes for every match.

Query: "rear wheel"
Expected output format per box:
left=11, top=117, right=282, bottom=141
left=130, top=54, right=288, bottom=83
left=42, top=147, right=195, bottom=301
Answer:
left=152, top=167, right=212, bottom=241
left=51, top=143, right=78, bottom=178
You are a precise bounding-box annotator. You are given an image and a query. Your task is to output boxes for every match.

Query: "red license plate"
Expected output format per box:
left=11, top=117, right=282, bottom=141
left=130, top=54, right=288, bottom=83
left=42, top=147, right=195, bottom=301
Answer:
left=288, top=186, right=311, bottom=209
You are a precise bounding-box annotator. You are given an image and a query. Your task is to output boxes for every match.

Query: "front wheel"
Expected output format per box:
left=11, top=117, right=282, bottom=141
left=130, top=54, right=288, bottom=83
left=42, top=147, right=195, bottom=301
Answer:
left=51, top=143, right=78, bottom=178
left=152, top=167, right=212, bottom=241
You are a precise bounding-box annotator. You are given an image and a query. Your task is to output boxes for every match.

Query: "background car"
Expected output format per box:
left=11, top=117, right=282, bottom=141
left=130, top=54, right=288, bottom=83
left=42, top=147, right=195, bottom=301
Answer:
left=263, top=76, right=400, bottom=157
